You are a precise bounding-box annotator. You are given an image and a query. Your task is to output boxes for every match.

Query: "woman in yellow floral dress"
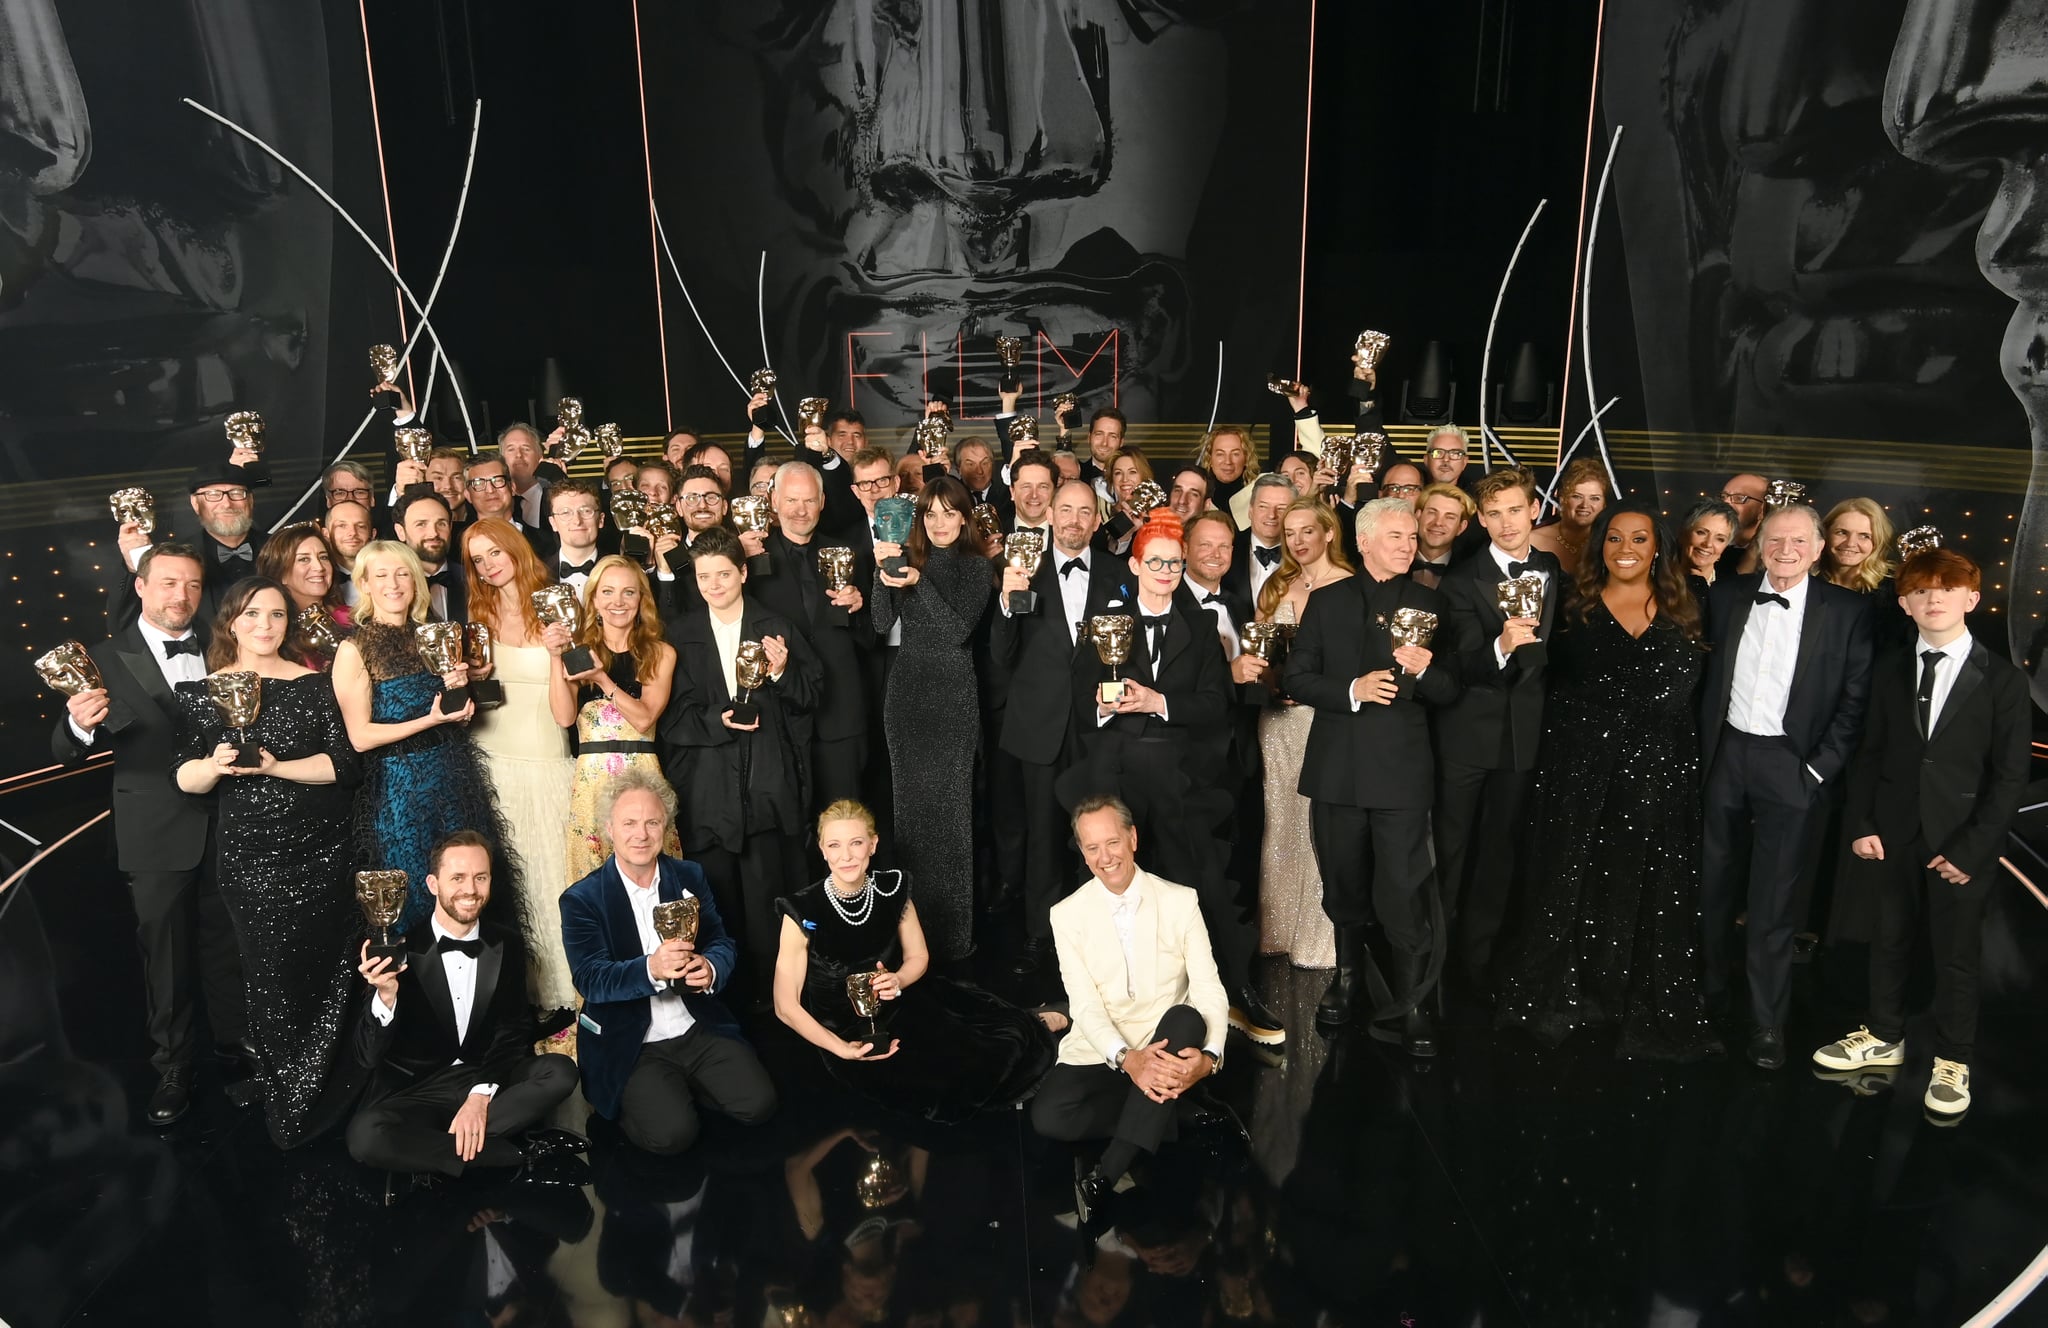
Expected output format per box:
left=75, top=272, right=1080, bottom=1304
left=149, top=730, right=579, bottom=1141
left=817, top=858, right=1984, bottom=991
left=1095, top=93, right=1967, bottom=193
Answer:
left=563, top=557, right=680, bottom=882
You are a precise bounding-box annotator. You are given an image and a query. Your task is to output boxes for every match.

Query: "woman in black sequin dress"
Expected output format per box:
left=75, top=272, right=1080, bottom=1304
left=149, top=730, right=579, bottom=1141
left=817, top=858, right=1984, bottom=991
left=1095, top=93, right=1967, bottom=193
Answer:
left=173, top=578, right=365, bottom=1147
left=771, top=802, right=1054, bottom=1121
left=1495, top=503, right=1720, bottom=1062
left=871, top=476, right=994, bottom=962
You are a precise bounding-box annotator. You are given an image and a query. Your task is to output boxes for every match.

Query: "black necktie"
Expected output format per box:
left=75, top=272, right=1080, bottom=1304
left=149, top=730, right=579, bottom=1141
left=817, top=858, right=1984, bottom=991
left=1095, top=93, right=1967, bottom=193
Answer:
left=436, top=935, right=483, bottom=959
left=1754, top=591, right=1789, bottom=609
left=1061, top=558, right=1086, bottom=578
left=1917, top=649, right=1943, bottom=737
left=559, top=559, right=596, bottom=578
left=161, top=637, right=201, bottom=659
left=1507, top=560, right=1532, bottom=578
left=1144, top=615, right=1168, bottom=664
left=1254, top=544, right=1281, bottom=568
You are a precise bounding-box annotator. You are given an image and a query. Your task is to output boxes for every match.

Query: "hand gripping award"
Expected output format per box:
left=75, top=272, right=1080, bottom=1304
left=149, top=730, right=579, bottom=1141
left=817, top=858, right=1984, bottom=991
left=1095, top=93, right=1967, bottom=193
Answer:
left=109, top=487, right=155, bottom=536
left=356, top=870, right=409, bottom=964
left=1088, top=614, right=1136, bottom=706
left=871, top=495, right=916, bottom=577
left=817, top=546, right=857, bottom=625
left=415, top=622, right=472, bottom=710
left=1496, top=572, right=1547, bottom=668
left=731, top=495, right=775, bottom=575
left=1002, top=529, right=1046, bottom=615
left=1387, top=608, right=1439, bottom=679
left=610, top=488, right=652, bottom=562
left=653, top=896, right=700, bottom=946
left=533, top=584, right=596, bottom=676
left=206, top=670, right=264, bottom=767
left=464, top=623, right=506, bottom=708
left=995, top=333, right=1025, bottom=393
left=729, top=640, right=771, bottom=725
left=1350, top=329, right=1391, bottom=400
left=223, top=410, right=266, bottom=455
left=369, top=343, right=401, bottom=386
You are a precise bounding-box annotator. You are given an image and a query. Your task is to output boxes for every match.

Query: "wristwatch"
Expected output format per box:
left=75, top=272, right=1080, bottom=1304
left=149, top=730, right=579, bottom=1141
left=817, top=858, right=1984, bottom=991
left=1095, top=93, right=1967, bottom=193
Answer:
left=1113, top=1048, right=1129, bottom=1072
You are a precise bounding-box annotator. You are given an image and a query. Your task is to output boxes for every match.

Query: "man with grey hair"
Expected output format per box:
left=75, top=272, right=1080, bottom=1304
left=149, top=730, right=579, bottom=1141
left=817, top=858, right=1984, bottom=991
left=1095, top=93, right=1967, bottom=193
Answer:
left=1420, top=424, right=1473, bottom=496
left=1284, top=497, right=1462, bottom=1054
left=1698, top=503, right=1872, bottom=1069
left=1224, top=473, right=1297, bottom=608
left=560, top=769, right=774, bottom=1154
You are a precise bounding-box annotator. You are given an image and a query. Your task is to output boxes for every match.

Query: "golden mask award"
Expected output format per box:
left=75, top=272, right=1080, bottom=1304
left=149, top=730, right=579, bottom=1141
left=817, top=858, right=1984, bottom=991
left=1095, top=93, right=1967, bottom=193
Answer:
left=369, top=343, right=401, bottom=385
left=533, top=585, right=595, bottom=675
left=1266, top=373, right=1306, bottom=397
left=206, top=670, right=264, bottom=767
left=34, top=640, right=103, bottom=697
left=797, top=396, right=830, bottom=435
left=1387, top=607, right=1439, bottom=676
left=1009, top=414, right=1040, bottom=444
left=1003, top=530, right=1046, bottom=615
left=914, top=416, right=952, bottom=464
left=730, top=639, right=771, bottom=725
left=465, top=623, right=505, bottom=708
left=1053, top=390, right=1077, bottom=419
left=1896, top=525, right=1943, bottom=559
left=109, top=487, right=155, bottom=535
left=731, top=495, right=775, bottom=574
left=224, top=410, right=266, bottom=455
left=749, top=368, right=778, bottom=397
left=1497, top=572, right=1547, bottom=666
left=652, top=896, right=700, bottom=945
left=856, top=1149, right=901, bottom=1209
left=297, top=606, right=341, bottom=655
left=1764, top=478, right=1809, bottom=509
left=845, top=970, right=882, bottom=1040
left=415, top=622, right=472, bottom=711
left=355, top=870, right=410, bottom=964
left=610, top=488, right=652, bottom=562
left=393, top=426, right=434, bottom=465
left=1354, top=329, right=1392, bottom=373
left=995, top=334, right=1026, bottom=392
left=592, top=421, right=624, bottom=460
left=817, top=546, right=856, bottom=624
left=971, top=502, right=1004, bottom=547
left=645, top=503, right=689, bottom=574
left=1089, top=614, right=1136, bottom=705
left=1238, top=620, right=1296, bottom=702
left=1129, top=480, right=1168, bottom=517
left=554, top=397, right=593, bottom=460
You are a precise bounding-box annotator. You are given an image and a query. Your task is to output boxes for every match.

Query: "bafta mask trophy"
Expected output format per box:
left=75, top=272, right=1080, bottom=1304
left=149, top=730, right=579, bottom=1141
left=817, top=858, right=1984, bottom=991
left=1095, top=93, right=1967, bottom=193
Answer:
left=856, top=1149, right=902, bottom=1209
left=34, top=641, right=102, bottom=697
left=1266, top=373, right=1306, bottom=398
left=846, top=970, right=882, bottom=1040
left=1354, top=329, right=1392, bottom=372
left=1897, top=525, right=1944, bottom=559
left=871, top=495, right=916, bottom=577
left=995, top=334, right=1026, bottom=392
left=730, top=640, right=771, bottom=725
left=1089, top=614, right=1136, bottom=706
left=1003, top=529, right=1046, bottom=615
left=533, top=584, right=595, bottom=675
left=644, top=502, right=690, bottom=575
left=355, top=870, right=410, bottom=965
left=817, top=546, right=856, bottom=625
left=913, top=415, right=952, bottom=465
left=464, top=623, right=506, bottom=708
left=393, top=426, right=434, bottom=466
left=591, top=422, right=624, bottom=460
left=610, top=487, right=652, bottom=561
left=797, top=396, right=830, bottom=436
left=223, top=410, right=266, bottom=455
left=369, top=343, right=401, bottom=385
left=298, top=606, right=342, bottom=656
left=206, top=670, right=264, bottom=767
left=415, top=622, right=471, bottom=711
left=971, top=503, right=1004, bottom=547
left=1238, top=621, right=1296, bottom=704
left=652, top=896, right=700, bottom=945
left=555, top=397, right=593, bottom=461
left=1764, top=478, right=1809, bottom=510
left=1496, top=572, right=1548, bottom=667
left=1053, top=391, right=1077, bottom=421
left=1009, top=414, right=1041, bottom=448
left=1387, top=607, right=1439, bottom=677
left=1128, top=480, right=1168, bottom=517
left=731, top=494, right=775, bottom=575
left=109, top=487, right=156, bottom=535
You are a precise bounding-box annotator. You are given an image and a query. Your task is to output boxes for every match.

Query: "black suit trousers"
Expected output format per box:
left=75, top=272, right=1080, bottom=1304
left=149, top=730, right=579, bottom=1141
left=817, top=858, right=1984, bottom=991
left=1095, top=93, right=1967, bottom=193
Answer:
left=345, top=1053, right=579, bottom=1177
left=619, top=1029, right=778, bottom=1156
left=1309, top=801, right=1435, bottom=956
left=1432, top=761, right=1532, bottom=979
left=1866, top=839, right=1989, bottom=1062
left=1029, top=1004, right=1206, bottom=1157
left=130, top=862, right=246, bottom=1071
left=1019, top=755, right=1079, bottom=940
left=1701, top=727, right=1821, bottom=1029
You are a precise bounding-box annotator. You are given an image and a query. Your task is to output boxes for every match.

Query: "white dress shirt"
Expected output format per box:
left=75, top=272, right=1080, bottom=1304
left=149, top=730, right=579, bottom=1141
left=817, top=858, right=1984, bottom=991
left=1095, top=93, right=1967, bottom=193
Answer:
left=1092, top=876, right=1226, bottom=1066
left=1915, top=631, right=1974, bottom=733
left=1727, top=572, right=1810, bottom=738
left=1487, top=542, right=1548, bottom=669
left=709, top=609, right=745, bottom=698
left=1186, top=576, right=1239, bottom=656
left=516, top=481, right=546, bottom=528
left=1055, top=546, right=1093, bottom=645
left=621, top=865, right=700, bottom=1043
left=1247, top=537, right=1282, bottom=601
left=70, top=619, right=202, bottom=746
left=368, top=916, right=498, bottom=1098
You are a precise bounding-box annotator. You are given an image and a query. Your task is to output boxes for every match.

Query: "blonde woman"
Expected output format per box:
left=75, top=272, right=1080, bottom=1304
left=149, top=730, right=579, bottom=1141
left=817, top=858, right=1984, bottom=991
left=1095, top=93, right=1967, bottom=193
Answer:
left=1820, top=497, right=1896, bottom=594
left=563, top=555, right=680, bottom=882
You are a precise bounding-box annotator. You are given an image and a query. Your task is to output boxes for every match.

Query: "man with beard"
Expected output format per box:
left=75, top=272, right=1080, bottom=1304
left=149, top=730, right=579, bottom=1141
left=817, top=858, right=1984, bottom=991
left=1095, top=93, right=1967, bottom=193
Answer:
left=323, top=500, right=375, bottom=607
left=110, top=459, right=264, bottom=632
left=1166, top=463, right=1214, bottom=524
left=55, top=542, right=249, bottom=1124
left=398, top=490, right=466, bottom=623
left=346, top=831, right=583, bottom=1184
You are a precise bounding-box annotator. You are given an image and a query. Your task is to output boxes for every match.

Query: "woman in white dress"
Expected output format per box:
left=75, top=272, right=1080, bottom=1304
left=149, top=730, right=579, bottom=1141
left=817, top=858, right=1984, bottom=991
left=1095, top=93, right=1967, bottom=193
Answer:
left=462, top=518, right=578, bottom=1013
left=1256, top=497, right=1354, bottom=969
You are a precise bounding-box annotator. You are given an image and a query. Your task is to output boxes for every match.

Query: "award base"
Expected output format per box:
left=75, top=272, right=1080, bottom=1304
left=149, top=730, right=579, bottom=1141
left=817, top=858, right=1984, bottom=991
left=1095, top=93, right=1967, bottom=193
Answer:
left=999, top=375, right=1021, bottom=395
left=747, top=552, right=774, bottom=577
left=440, top=684, right=472, bottom=712
left=1098, top=679, right=1124, bottom=707
left=562, top=646, right=597, bottom=677
left=879, top=554, right=908, bottom=578
left=661, top=543, right=691, bottom=575
left=728, top=699, right=760, bottom=726
left=823, top=600, right=851, bottom=626
left=470, top=678, right=507, bottom=709
left=1007, top=589, right=1039, bottom=617
left=1240, top=679, right=1272, bottom=706
left=231, top=736, right=262, bottom=769
left=364, top=936, right=408, bottom=966
left=620, top=532, right=651, bottom=562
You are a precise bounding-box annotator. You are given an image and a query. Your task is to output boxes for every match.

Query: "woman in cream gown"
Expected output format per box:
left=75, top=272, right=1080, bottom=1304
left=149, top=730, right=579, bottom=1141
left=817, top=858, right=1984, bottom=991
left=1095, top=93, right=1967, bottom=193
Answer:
left=463, top=521, right=579, bottom=1012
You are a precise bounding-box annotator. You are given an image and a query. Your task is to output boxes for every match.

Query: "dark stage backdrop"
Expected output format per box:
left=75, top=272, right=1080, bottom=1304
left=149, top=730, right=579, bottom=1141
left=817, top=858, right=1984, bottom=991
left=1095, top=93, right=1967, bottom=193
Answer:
left=1582, top=0, right=2048, bottom=709
left=637, top=1, right=1314, bottom=429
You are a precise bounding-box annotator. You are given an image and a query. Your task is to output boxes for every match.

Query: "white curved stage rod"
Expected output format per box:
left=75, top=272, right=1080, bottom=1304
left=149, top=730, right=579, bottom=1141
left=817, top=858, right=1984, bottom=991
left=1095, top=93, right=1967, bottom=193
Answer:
left=650, top=202, right=751, bottom=400
left=1579, top=127, right=1624, bottom=494
left=755, top=251, right=797, bottom=445
left=1479, top=196, right=1547, bottom=470
left=245, top=100, right=485, bottom=529
left=1539, top=395, right=1620, bottom=511
left=1207, top=342, right=1224, bottom=433
left=183, top=97, right=479, bottom=459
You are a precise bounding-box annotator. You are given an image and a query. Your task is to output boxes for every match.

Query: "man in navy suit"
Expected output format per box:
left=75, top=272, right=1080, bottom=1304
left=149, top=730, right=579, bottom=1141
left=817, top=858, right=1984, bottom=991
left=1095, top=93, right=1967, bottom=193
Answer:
left=560, top=769, right=776, bottom=1155
left=1811, top=550, right=2029, bottom=1119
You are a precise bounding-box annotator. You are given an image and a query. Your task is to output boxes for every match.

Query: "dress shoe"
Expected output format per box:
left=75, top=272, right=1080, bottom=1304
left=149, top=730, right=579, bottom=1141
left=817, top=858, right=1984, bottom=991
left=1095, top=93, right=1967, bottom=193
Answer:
left=534, top=1006, right=577, bottom=1041
left=520, top=1127, right=588, bottom=1162
left=513, top=1153, right=591, bottom=1189
left=1073, top=1160, right=1115, bottom=1230
left=1746, top=1026, right=1786, bottom=1070
left=1228, top=995, right=1287, bottom=1047
left=1315, top=928, right=1365, bottom=1027
left=1009, top=936, right=1050, bottom=976
left=213, top=1037, right=261, bottom=1066
left=147, top=1064, right=194, bottom=1126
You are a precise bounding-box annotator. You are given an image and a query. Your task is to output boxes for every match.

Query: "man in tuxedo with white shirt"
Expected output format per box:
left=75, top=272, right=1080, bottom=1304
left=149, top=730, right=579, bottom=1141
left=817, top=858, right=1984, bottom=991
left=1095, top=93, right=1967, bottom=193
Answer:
left=1699, top=504, right=1873, bottom=1069
left=109, top=456, right=267, bottom=634
left=1431, top=468, right=1562, bottom=999
left=53, top=542, right=247, bottom=1125
left=346, top=831, right=581, bottom=1181
left=397, top=490, right=467, bottom=623
left=1222, top=475, right=1293, bottom=611
left=1031, top=797, right=1231, bottom=1222
left=545, top=479, right=608, bottom=595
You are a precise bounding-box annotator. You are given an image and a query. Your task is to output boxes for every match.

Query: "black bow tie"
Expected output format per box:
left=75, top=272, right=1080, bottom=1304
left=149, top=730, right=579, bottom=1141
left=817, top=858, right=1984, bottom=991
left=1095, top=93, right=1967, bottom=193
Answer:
left=1061, top=558, right=1086, bottom=578
left=220, top=543, right=253, bottom=564
left=1754, top=591, right=1790, bottom=609
left=1253, top=544, right=1281, bottom=568
left=1506, top=560, right=1533, bottom=579
left=161, top=636, right=201, bottom=659
left=435, top=935, right=483, bottom=959
left=559, top=560, right=596, bottom=578
left=1201, top=591, right=1222, bottom=605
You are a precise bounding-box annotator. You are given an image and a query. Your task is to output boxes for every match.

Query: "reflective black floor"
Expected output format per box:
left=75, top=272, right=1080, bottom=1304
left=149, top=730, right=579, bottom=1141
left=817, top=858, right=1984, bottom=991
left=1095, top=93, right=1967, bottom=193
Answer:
left=6, top=780, right=2048, bottom=1328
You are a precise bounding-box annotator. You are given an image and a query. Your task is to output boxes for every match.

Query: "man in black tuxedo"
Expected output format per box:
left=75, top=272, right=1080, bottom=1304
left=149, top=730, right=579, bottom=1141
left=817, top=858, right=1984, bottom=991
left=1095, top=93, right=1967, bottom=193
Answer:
left=1222, top=476, right=1293, bottom=613
left=396, top=490, right=467, bottom=623
left=954, top=434, right=1011, bottom=521
left=346, top=831, right=582, bottom=1180
left=53, top=543, right=247, bottom=1124
left=1058, top=510, right=1284, bottom=1047
left=990, top=474, right=1118, bottom=976
left=1811, top=551, right=2028, bottom=1119
left=1431, top=468, right=1561, bottom=997
left=464, top=453, right=557, bottom=564
left=109, top=456, right=266, bottom=634
left=1699, top=504, right=1873, bottom=1069
left=1284, top=498, right=1463, bottom=1054
left=544, top=479, right=609, bottom=596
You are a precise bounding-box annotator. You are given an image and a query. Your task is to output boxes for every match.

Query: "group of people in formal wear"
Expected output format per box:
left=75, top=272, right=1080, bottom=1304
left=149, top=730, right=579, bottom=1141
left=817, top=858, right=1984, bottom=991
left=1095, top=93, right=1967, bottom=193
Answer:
left=50, top=351, right=2027, bottom=1213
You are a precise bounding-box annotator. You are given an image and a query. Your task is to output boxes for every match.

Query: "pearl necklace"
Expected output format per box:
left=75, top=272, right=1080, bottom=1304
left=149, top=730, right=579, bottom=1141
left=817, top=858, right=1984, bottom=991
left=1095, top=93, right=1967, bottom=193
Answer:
left=824, top=869, right=902, bottom=928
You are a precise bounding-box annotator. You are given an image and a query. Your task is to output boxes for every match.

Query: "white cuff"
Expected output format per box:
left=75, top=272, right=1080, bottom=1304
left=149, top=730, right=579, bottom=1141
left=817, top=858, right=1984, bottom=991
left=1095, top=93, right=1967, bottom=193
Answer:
left=371, top=993, right=396, bottom=1024
left=655, top=567, right=675, bottom=582
left=1105, top=1043, right=1127, bottom=1070
left=469, top=1083, right=498, bottom=1099
left=124, top=542, right=150, bottom=572
left=68, top=715, right=97, bottom=747
left=646, top=956, right=670, bottom=991
left=1493, top=641, right=1510, bottom=670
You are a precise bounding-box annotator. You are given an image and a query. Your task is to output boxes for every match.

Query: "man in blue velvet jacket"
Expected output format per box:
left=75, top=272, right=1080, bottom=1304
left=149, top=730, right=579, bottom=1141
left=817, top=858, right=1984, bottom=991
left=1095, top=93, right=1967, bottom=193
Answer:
left=560, top=768, right=776, bottom=1154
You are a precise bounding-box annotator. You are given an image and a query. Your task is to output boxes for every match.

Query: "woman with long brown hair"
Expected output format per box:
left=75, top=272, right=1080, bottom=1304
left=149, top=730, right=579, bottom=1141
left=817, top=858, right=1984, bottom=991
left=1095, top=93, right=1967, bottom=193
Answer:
left=563, top=554, right=679, bottom=881
left=255, top=525, right=351, bottom=668
left=871, top=475, right=992, bottom=961
left=1494, top=501, right=1718, bottom=1061
left=171, top=576, right=362, bottom=1146
left=462, top=519, right=579, bottom=1013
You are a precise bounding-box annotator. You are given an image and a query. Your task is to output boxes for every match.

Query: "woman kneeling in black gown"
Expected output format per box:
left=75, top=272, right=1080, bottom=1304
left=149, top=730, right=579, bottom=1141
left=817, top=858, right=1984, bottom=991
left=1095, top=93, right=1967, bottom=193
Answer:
left=772, top=800, right=1055, bottom=1122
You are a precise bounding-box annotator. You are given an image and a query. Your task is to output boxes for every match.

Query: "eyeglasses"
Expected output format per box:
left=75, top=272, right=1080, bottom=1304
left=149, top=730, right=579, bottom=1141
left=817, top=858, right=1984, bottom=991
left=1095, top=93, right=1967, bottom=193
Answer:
left=194, top=488, right=252, bottom=504
left=852, top=477, right=896, bottom=493
left=1141, top=556, right=1187, bottom=573
left=1720, top=492, right=1762, bottom=506
left=1425, top=448, right=1466, bottom=462
left=467, top=475, right=509, bottom=490
left=325, top=485, right=371, bottom=502
left=554, top=506, right=600, bottom=522
left=679, top=492, right=725, bottom=507
left=1381, top=483, right=1423, bottom=496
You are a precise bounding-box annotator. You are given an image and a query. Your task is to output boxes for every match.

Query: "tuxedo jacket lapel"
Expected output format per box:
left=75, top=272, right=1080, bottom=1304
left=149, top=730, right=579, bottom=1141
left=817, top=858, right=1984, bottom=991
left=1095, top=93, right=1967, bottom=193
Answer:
left=409, top=934, right=461, bottom=1052
left=1930, top=640, right=1989, bottom=743
left=113, top=627, right=181, bottom=722
left=464, top=937, right=505, bottom=1061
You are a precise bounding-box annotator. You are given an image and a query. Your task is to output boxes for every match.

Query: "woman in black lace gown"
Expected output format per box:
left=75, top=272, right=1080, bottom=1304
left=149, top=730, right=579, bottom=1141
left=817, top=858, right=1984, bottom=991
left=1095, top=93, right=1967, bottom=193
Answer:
left=1495, top=503, right=1720, bottom=1061
left=871, top=476, right=993, bottom=961
left=173, top=578, right=364, bottom=1147
left=772, top=802, right=1054, bottom=1121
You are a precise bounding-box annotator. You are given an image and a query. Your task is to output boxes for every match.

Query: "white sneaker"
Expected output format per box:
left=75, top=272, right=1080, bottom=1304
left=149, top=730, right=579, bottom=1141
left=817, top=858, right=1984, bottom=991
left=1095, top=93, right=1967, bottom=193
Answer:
left=1924, top=1058, right=1971, bottom=1117
left=1812, top=1027, right=1906, bottom=1072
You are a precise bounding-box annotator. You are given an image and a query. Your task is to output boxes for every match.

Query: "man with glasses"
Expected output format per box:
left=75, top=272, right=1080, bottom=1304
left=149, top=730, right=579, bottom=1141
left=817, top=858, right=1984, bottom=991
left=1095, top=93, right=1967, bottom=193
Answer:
left=546, top=479, right=608, bottom=594
left=466, top=454, right=555, bottom=562
left=110, top=459, right=264, bottom=633
left=321, top=461, right=376, bottom=512
left=1716, top=472, right=1770, bottom=576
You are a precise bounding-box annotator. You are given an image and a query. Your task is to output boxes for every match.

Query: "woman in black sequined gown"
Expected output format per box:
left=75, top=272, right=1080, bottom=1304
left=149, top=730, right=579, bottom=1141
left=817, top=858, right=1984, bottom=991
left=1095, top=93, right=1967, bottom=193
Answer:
left=1495, top=504, right=1720, bottom=1062
left=870, top=477, right=994, bottom=961
left=772, top=802, right=1054, bottom=1121
left=173, top=578, right=365, bottom=1147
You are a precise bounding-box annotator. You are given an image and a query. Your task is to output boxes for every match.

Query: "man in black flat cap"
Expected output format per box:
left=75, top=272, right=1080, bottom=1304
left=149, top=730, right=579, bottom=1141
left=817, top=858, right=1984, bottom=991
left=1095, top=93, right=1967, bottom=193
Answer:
left=109, top=455, right=268, bottom=633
